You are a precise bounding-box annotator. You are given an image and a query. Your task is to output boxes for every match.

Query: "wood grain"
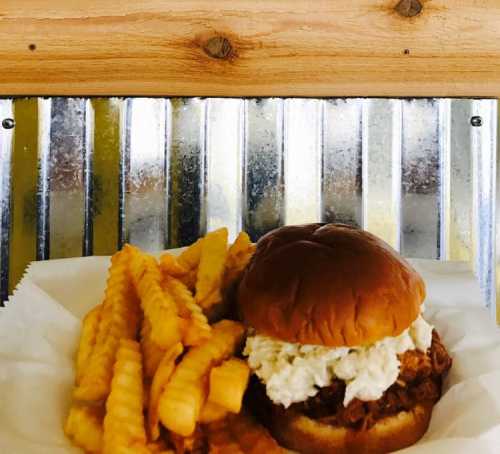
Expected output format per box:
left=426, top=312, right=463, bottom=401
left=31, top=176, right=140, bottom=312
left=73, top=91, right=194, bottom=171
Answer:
left=0, top=0, right=499, bottom=96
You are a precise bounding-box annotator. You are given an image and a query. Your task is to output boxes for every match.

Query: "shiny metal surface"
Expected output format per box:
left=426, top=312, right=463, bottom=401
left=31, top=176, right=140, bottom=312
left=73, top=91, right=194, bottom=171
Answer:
left=284, top=99, right=322, bottom=225
left=323, top=99, right=363, bottom=227
left=401, top=99, right=442, bottom=259
left=168, top=98, right=206, bottom=247
left=8, top=99, right=39, bottom=298
left=0, top=100, right=13, bottom=303
left=243, top=98, right=284, bottom=241
left=206, top=99, right=244, bottom=241
left=47, top=98, right=90, bottom=259
left=0, top=97, right=498, bottom=318
left=362, top=99, right=402, bottom=250
left=471, top=100, right=497, bottom=319
left=122, top=98, right=167, bottom=251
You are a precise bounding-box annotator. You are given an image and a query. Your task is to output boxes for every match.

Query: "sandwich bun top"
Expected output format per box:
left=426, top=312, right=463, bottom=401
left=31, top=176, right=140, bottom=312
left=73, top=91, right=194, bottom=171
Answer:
left=237, top=223, right=425, bottom=347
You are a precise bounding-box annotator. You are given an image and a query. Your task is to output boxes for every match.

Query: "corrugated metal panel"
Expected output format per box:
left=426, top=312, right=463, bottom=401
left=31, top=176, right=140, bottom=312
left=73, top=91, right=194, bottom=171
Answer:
left=0, top=99, right=13, bottom=303
left=0, top=97, right=497, bottom=320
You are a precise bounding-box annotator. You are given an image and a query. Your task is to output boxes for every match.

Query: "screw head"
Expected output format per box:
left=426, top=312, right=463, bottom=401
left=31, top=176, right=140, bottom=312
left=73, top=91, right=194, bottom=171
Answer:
left=1, top=118, right=15, bottom=129
left=471, top=116, right=483, bottom=127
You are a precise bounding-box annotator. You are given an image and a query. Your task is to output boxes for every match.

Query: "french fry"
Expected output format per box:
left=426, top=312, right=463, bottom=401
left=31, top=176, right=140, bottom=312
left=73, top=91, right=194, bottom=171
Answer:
left=103, top=339, right=148, bottom=454
left=208, top=358, right=250, bottom=414
left=148, top=342, right=184, bottom=441
left=74, top=250, right=140, bottom=402
left=158, top=320, right=245, bottom=437
left=195, top=228, right=228, bottom=309
left=129, top=248, right=182, bottom=349
left=160, top=239, right=204, bottom=291
left=147, top=439, right=172, bottom=453
left=75, top=304, right=101, bottom=385
left=163, top=275, right=211, bottom=346
left=171, top=425, right=206, bottom=454
left=228, top=413, right=286, bottom=454
left=159, top=252, right=190, bottom=278
left=223, top=232, right=256, bottom=290
left=64, top=404, right=104, bottom=453
left=199, top=401, right=229, bottom=424
left=141, top=318, right=166, bottom=379
left=178, top=237, right=204, bottom=270
left=206, top=419, right=243, bottom=454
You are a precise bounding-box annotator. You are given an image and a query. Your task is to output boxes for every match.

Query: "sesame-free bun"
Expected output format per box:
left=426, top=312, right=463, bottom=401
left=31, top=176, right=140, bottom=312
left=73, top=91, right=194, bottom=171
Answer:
left=271, top=402, right=433, bottom=454
left=237, top=223, right=425, bottom=347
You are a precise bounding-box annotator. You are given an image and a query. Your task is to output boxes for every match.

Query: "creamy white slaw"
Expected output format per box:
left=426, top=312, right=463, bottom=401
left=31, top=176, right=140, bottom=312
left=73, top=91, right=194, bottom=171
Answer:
left=243, top=315, right=433, bottom=408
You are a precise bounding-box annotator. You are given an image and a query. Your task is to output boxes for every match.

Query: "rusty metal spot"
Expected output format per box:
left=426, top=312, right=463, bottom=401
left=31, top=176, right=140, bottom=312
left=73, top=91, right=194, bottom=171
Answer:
left=395, top=0, right=423, bottom=17
left=203, top=36, right=233, bottom=59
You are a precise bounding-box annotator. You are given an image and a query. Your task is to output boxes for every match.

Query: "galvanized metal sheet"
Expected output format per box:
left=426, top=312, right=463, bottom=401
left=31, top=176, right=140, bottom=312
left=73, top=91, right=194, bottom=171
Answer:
left=243, top=98, right=284, bottom=241
left=471, top=100, right=497, bottom=318
left=284, top=99, right=322, bottom=225
left=91, top=98, right=121, bottom=255
left=401, top=99, right=442, bottom=259
left=322, top=99, right=363, bottom=227
left=8, top=98, right=39, bottom=294
left=168, top=98, right=206, bottom=247
left=0, top=97, right=497, bottom=320
left=46, top=98, right=90, bottom=259
left=0, top=99, right=13, bottom=303
left=206, top=99, right=244, bottom=241
left=362, top=99, right=402, bottom=250
left=122, top=98, right=168, bottom=252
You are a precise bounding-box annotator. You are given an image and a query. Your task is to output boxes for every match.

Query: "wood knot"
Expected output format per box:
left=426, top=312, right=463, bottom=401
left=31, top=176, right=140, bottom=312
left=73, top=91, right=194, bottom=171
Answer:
left=203, top=36, right=233, bottom=59
left=395, top=0, right=422, bottom=17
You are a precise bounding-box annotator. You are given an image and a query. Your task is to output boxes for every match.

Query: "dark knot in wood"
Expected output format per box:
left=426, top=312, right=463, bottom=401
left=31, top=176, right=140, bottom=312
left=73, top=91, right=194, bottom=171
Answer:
left=395, top=0, right=423, bottom=17
left=203, top=36, right=233, bottom=59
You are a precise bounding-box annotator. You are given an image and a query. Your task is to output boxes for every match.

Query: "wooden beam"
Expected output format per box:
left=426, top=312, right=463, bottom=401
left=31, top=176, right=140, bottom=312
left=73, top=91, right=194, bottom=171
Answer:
left=0, top=0, right=499, bottom=97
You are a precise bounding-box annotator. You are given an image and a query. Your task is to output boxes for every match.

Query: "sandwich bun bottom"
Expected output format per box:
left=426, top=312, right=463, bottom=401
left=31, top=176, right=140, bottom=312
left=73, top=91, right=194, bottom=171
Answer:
left=270, top=402, right=433, bottom=454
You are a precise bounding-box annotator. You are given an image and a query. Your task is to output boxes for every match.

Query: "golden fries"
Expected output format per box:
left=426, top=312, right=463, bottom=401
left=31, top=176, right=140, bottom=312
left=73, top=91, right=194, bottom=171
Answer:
left=141, top=318, right=166, bottom=379
left=199, top=401, right=229, bottom=424
left=227, top=413, right=286, bottom=454
left=159, top=252, right=190, bottom=278
left=103, top=339, right=148, bottom=454
left=129, top=248, right=182, bottom=349
left=67, top=229, right=271, bottom=454
left=75, top=304, right=101, bottom=385
left=195, top=228, right=228, bottom=309
left=171, top=425, right=206, bottom=454
left=64, top=404, right=104, bottom=453
left=208, top=358, right=250, bottom=414
left=147, top=440, right=172, bottom=453
left=206, top=419, right=244, bottom=454
left=160, top=239, right=204, bottom=291
left=158, top=320, right=245, bottom=437
left=178, top=237, right=204, bottom=270
left=163, top=275, right=211, bottom=346
left=74, top=250, right=140, bottom=402
left=148, top=342, right=184, bottom=440
left=223, top=232, right=256, bottom=290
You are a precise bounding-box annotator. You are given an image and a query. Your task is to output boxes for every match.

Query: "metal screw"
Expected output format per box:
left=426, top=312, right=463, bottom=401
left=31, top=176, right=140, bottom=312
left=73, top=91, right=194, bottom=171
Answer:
left=1, top=118, right=15, bottom=129
left=470, top=116, right=483, bottom=127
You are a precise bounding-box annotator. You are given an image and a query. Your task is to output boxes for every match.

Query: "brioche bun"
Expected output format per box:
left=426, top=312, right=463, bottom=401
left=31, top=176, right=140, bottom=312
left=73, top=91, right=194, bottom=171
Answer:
left=271, top=402, right=433, bottom=454
left=237, top=223, right=425, bottom=347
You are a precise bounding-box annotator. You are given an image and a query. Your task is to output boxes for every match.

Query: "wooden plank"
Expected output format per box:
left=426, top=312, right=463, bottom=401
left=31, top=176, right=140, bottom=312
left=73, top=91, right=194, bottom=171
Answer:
left=0, top=0, right=499, bottom=97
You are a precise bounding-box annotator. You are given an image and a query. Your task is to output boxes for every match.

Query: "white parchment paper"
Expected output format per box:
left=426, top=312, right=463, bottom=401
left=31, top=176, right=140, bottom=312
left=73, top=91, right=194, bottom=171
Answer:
left=0, top=256, right=499, bottom=453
